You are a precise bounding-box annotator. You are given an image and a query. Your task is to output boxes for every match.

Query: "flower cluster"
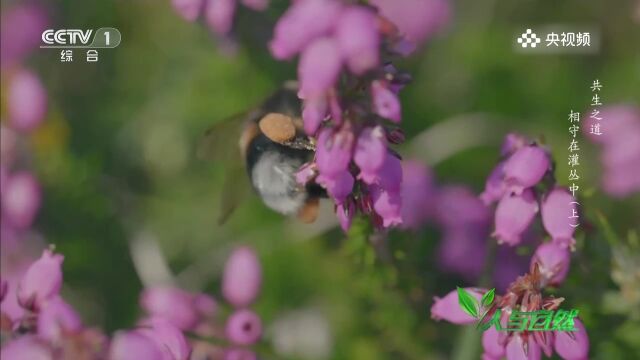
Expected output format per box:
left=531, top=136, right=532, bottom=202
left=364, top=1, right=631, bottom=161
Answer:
left=272, top=0, right=449, bottom=230
left=481, top=133, right=579, bottom=249
left=1, top=246, right=265, bottom=360
left=431, top=260, right=588, bottom=360
left=172, top=0, right=269, bottom=37
left=583, top=104, right=640, bottom=198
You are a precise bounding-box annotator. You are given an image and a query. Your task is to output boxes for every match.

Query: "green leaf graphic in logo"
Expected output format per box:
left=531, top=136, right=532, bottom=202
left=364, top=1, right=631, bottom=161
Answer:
left=457, top=287, right=479, bottom=318
left=481, top=288, right=495, bottom=308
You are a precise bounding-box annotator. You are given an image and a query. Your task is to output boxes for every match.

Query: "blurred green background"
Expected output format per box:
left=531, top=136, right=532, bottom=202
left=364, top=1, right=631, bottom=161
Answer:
left=14, top=0, right=640, bottom=358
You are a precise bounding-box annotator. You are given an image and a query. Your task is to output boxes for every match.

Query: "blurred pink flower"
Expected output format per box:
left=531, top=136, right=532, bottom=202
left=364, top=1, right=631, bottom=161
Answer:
left=371, top=0, right=451, bottom=47
left=298, top=38, right=342, bottom=99
left=109, top=330, right=165, bottom=360
left=584, top=104, right=640, bottom=198
left=480, top=162, right=506, bottom=205
left=224, top=348, right=257, bottom=360
left=0, top=335, right=53, bottom=360
left=172, top=0, right=204, bottom=22
left=37, top=296, right=83, bottom=342
left=493, top=190, right=538, bottom=246
left=222, top=246, right=262, bottom=307
left=7, top=69, right=48, bottom=132
left=2, top=171, right=42, bottom=230
left=141, top=287, right=217, bottom=330
left=0, top=4, right=48, bottom=69
left=17, top=249, right=63, bottom=311
left=269, top=0, right=342, bottom=60
left=138, top=317, right=192, bottom=360
left=205, top=0, right=236, bottom=35
left=225, top=309, right=263, bottom=345
left=335, top=6, right=379, bottom=75
left=399, top=161, right=436, bottom=229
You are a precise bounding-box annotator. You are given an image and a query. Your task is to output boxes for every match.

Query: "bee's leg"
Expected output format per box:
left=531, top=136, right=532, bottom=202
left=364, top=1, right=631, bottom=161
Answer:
left=258, top=113, right=297, bottom=144
left=297, top=197, right=320, bottom=223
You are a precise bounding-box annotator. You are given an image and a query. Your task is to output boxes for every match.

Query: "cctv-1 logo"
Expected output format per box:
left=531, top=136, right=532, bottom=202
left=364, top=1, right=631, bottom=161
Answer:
left=42, top=29, right=93, bottom=45
left=41, top=28, right=121, bottom=48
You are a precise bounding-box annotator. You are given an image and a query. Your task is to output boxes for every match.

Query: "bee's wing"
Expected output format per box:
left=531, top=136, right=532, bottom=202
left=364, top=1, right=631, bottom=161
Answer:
left=198, top=110, right=261, bottom=224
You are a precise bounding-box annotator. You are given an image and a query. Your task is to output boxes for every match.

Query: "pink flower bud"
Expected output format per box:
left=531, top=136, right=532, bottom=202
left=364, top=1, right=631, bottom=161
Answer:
left=505, top=334, right=541, bottom=360
left=172, top=0, right=204, bottom=22
left=109, top=330, right=164, bottom=360
left=193, top=294, right=218, bottom=318
left=354, top=126, right=387, bottom=177
left=2, top=171, right=42, bottom=229
left=37, top=296, right=83, bottom=342
left=371, top=185, right=402, bottom=228
left=317, top=170, right=354, bottom=204
left=335, top=6, right=379, bottom=75
left=336, top=200, right=355, bottom=232
left=503, top=145, right=550, bottom=194
left=298, top=38, right=343, bottom=99
left=7, top=69, right=48, bottom=132
left=17, top=249, right=64, bottom=311
left=222, top=246, right=262, bottom=307
left=430, top=287, right=484, bottom=324
left=140, top=287, right=199, bottom=330
left=269, top=0, right=342, bottom=60
left=225, top=348, right=257, bottom=360
left=0, top=335, right=53, bottom=360
left=138, top=318, right=192, bottom=360
left=531, top=242, right=571, bottom=287
left=493, top=190, right=538, bottom=246
left=554, top=318, right=589, bottom=360
left=316, top=128, right=354, bottom=177
left=371, top=80, right=401, bottom=123
left=541, top=188, right=577, bottom=249
left=302, top=96, right=327, bottom=135
left=482, top=326, right=506, bottom=359
left=225, top=309, right=263, bottom=345
left=205, top=0, right=236, bottom=35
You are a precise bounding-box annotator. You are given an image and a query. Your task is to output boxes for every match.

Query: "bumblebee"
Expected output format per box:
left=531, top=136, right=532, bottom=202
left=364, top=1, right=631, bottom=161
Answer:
left=199, top=81, right=324, bottom=224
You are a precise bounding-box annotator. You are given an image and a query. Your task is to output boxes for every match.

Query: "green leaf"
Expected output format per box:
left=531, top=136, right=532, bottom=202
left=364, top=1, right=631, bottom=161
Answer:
left=457, top=287, right=479, bottom=318
left=481, top=288, right=495, bottom=308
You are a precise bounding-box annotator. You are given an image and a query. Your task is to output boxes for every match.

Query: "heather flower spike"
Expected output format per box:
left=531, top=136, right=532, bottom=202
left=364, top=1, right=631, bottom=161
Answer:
left=222, top=246, right=262, bottom=308
left=17, top=249, right=64, bottom=311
